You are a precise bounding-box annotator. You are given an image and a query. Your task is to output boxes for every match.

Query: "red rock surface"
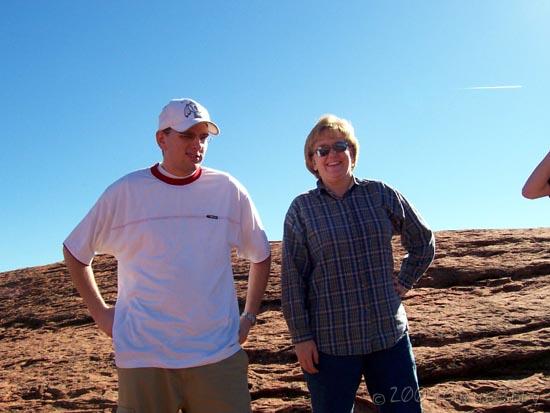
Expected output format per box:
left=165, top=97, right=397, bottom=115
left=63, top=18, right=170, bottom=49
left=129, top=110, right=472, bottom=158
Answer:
left=1, top=228, right=549, bottom=412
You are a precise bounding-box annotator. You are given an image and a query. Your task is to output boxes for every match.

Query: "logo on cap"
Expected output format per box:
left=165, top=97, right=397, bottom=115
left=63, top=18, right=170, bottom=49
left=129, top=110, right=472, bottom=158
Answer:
left=184, top=102, right=202, bottom=119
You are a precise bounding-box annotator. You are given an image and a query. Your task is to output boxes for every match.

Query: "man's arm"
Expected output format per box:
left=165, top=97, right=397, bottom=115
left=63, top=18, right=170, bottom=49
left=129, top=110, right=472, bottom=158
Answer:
left=238, top=255, right=271, bottom=344
left=63, top=246, right=114, bottom=337
left=522, top=150, right=550, bottom=199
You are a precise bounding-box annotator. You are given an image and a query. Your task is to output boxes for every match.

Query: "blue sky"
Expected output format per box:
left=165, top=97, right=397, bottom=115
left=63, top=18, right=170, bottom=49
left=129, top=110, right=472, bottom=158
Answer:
left=1, top=0, right=548, bottom=272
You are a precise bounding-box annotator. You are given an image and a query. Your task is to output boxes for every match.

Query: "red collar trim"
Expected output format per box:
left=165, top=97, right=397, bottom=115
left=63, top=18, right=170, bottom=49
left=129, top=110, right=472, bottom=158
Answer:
left=150, top=163, right=202, bottom=186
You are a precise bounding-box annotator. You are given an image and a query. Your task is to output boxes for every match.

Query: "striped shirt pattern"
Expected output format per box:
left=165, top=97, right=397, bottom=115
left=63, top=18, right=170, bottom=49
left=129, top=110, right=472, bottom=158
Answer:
left=281, top=178, right=435, bottom=355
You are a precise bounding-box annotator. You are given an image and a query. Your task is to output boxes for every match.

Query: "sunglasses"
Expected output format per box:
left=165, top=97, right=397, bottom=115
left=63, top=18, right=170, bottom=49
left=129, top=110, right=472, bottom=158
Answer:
left=314, top=140, right=349, bottom=157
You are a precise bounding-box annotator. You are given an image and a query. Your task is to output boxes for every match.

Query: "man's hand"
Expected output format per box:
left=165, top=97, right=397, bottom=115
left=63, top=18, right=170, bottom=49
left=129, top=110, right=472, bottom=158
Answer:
left=295, top=340, right=319, bottom=374
left=63, top=246, right=114, bottom=338
left=240, top=255, right=271, bottom=344
left=93, top=305, right=115, bottom=337
left=238, top=315, right=253, bottom=344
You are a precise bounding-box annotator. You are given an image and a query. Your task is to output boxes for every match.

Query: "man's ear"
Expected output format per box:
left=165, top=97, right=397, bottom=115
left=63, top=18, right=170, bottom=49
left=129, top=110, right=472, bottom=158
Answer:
left=156, top=130, right=165, bottom=149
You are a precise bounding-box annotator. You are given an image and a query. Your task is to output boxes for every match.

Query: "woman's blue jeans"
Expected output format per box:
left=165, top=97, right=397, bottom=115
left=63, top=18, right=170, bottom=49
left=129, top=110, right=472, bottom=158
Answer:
left=303, top=332, right=422, bottom=413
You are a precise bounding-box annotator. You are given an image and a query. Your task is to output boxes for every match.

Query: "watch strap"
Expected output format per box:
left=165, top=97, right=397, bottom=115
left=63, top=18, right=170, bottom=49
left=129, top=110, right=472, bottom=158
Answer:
left=241, top=311, right=257, bottom=325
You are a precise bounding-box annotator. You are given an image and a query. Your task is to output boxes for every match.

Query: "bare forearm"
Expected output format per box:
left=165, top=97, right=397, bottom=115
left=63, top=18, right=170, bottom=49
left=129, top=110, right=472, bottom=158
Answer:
left=244, top=255, right=271, bottom=315
left=238, top=255, right=271, bottom=344
left=522, top=151, right=550, bottom=199
left=63, top=246, right=108, bottom=317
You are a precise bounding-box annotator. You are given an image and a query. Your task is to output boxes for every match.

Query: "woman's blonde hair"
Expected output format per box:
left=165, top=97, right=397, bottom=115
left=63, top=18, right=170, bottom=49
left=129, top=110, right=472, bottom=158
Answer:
left=304, top=114, right=360, bottom=178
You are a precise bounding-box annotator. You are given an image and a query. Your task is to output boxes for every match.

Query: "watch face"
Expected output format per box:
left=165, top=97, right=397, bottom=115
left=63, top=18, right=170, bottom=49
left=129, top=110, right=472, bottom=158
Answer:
left=242, top=312, right=256, bottom=325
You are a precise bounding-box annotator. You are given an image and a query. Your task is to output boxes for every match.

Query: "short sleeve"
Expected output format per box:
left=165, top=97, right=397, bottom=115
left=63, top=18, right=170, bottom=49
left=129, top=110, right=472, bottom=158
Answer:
left=63, top=190, right=115, bottom=265
left=234, top=182, right=270, bottom=263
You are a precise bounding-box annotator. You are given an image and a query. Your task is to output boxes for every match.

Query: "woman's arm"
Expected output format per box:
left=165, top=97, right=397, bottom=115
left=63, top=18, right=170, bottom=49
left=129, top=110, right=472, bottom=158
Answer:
left=522, top=151, right=550, bottom=199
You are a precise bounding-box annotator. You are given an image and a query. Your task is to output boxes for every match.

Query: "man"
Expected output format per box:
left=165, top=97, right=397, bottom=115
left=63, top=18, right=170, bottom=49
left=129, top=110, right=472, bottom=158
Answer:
left=63, top=98, right=271, bottom=413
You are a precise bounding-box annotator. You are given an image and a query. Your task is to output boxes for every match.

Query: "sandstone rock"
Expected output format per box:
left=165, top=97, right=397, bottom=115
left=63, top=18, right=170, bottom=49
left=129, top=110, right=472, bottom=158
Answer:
left=1, top=228, right=548, bottom=412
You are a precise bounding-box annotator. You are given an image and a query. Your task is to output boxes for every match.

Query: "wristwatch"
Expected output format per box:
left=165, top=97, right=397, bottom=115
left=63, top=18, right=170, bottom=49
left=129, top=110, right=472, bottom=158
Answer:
left=241, top=311, right=257, bottom=325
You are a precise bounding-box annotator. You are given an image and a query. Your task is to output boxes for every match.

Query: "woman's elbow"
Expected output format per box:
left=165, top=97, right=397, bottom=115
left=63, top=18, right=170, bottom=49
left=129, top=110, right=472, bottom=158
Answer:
left=522, top=184, right=544, bottom=199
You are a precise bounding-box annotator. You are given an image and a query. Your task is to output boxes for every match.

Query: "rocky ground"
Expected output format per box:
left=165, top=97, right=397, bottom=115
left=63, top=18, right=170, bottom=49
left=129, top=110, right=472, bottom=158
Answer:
left=1, top=228, right=549, bottom=412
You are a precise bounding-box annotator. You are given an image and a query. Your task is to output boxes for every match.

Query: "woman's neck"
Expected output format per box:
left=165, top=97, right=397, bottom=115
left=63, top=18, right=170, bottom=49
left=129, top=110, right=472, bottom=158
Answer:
left=323, top=176, right=354, bottom=198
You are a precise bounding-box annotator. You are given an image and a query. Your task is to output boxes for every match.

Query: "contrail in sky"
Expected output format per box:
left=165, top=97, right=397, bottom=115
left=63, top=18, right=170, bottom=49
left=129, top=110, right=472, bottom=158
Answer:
left=463, top=85, right=523, bottom=90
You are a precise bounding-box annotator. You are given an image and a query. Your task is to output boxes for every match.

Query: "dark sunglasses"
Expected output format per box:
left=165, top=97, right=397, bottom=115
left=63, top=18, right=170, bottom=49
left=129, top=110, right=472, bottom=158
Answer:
left=314, top=140, right=349, bottom=157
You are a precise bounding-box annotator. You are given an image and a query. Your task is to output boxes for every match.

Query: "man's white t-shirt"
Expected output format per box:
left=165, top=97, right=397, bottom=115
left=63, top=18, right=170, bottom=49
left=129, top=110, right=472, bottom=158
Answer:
left=64, top=164, right=270, bottom=368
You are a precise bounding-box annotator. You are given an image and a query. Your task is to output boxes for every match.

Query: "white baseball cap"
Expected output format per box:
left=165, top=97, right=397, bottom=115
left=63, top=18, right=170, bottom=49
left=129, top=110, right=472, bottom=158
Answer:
left=158, top=98, right=220, bottom=135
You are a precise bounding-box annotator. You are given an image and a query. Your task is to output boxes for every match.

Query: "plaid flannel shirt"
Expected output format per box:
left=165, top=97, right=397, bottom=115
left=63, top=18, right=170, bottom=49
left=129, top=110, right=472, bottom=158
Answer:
left=281, top=178, right=435, bottom=355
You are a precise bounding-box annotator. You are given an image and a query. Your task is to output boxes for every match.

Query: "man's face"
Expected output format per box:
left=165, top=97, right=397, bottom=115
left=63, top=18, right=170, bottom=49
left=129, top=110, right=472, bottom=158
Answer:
left=156, top=123, right=210, bottom=176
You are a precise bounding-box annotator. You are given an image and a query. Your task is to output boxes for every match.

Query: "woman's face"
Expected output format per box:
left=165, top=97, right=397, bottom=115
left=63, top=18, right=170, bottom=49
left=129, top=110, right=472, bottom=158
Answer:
left=311, top=129, right=354, bottom=186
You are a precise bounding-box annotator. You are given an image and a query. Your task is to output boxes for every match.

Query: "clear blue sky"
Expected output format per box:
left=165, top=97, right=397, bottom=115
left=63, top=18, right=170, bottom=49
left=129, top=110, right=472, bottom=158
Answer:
left=1, top=0, right=548, bottom=272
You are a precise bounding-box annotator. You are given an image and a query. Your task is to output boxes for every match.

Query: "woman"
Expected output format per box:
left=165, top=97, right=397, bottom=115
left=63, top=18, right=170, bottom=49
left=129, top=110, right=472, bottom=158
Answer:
left=281, top=114, right=435, bottom=413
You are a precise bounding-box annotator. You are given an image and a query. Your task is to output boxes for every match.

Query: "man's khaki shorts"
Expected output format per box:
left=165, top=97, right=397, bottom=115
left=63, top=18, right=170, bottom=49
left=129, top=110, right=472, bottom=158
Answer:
left=116, top=349, right=251, bottom=413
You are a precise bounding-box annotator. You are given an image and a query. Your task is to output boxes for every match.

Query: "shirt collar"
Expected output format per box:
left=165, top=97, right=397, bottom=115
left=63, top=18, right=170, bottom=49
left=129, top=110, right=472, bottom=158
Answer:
left=150, top=163, right=202, bottom=186
left=316, top=176, right=359, bottom=199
